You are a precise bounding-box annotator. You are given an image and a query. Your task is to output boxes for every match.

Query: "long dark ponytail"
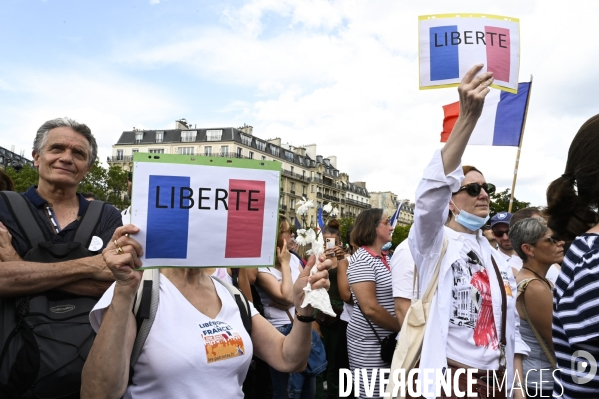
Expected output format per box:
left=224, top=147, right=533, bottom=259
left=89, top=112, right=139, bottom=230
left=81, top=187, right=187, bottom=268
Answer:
left=545, top=114, right=599, bottom=241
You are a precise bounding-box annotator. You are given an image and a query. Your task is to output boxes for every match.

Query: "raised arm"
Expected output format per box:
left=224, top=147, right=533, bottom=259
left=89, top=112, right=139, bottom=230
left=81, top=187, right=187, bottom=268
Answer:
left=81, top=225, right=143, bottom=399
left=441, top=64, right=493, bottom=174
left=409, top=65, right=493, bottom=282
left=252, top=254, right=331, bottom=372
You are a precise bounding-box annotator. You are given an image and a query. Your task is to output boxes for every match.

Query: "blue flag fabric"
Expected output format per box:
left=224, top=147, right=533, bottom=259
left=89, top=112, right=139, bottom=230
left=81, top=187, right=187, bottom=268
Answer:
left=317, top=207, right=325, bottom=230
left=295, top=216, right=301, bottom=230
left=389, top=200, right=403, bottom=230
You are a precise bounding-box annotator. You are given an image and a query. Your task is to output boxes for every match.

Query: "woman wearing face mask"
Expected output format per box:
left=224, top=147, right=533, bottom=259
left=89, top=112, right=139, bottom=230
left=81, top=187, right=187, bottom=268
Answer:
left=406, top=65, right=528, bottom=399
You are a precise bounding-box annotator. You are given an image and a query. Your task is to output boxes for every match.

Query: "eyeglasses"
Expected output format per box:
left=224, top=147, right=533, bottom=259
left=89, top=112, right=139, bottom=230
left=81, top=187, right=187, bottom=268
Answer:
left=540, top=235, right=561, bottom=245
left=453, top=182, right=496, bottom=197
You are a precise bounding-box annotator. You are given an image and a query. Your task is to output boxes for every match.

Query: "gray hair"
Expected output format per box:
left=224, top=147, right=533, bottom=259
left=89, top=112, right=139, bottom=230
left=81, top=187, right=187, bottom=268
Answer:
left=33, top=117, right=97, bottom=167
left=509, top=217, right=549, bottom=262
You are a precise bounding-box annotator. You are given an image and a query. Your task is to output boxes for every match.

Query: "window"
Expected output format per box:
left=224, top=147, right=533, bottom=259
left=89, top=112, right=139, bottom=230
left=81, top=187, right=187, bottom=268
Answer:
left=135, top=132, right=143, bottom=143
left=220, top=146, right=229, bottom=157
left=290, top=199, right=295, bottom=209
left=236, top=147, right=242, bottom=158
left=132, top=149, right=139, bottom=153
left=261, top=155, right=266, bottom=160
left=303, top=185, right=307, bottom=195
left=270, top=146, right=280, bottom=157
left=298, top=157, right=303, bottom=165
left=285, top=151, right=294, bottom=162
left=206, top=130, right=223, bottom=141
left=156, top=131, right=164, bottom=143
left=181, top=131, right=197, bottom=142
left=256, top=141, right=266, bottom=151
left=311, top=185, right=315, bottom=193
left=290, top=166, right=294, bottom=174
left=178, top=147, right=194, bottom=155
left=249, top=151, right=254, bottom=159
left=116, top=150, right=124, bottom=161
left=241, top=134, right=252, bottom=146
left=149, top=149, right=164, bottom=154
left=204, top=146, right=212, bottom=156
left=290, top=182, right=295, bottom=192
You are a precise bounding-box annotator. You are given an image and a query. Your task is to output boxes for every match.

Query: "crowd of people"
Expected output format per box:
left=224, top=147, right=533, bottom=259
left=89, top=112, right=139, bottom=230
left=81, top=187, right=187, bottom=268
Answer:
left=1, top=63, right=599, bottom=399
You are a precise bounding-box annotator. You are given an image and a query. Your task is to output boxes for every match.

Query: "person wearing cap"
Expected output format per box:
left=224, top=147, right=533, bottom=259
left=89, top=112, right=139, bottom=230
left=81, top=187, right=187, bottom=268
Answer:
left=490, top=212, right=518, bottom=276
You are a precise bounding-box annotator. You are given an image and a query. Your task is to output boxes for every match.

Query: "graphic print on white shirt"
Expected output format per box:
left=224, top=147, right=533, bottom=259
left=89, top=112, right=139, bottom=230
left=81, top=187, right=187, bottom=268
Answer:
left=449, top=255, right=498, bottom=350
left=199, top=320, right=246, bottom=364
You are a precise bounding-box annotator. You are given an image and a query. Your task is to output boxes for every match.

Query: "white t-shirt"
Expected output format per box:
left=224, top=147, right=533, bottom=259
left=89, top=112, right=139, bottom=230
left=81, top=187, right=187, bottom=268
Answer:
left=340, top=302, right=353, bottom=322
left=256, top=255, right=302, bottom=327
left=90, top=275, right=258, bottom=399
left=445, top=233, right=502, bottom=370
left=494, top=247, right=520, bottom=270
left=390, top=239, right=415, bottom=299
left=546, top=264, right=561, bottom=285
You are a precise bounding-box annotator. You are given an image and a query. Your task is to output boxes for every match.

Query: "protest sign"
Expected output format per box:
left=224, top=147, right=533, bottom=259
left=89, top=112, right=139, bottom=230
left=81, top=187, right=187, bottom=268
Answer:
left=130, top=153, right=281, bottom=268
left=419, top=14, right=520, bottom=93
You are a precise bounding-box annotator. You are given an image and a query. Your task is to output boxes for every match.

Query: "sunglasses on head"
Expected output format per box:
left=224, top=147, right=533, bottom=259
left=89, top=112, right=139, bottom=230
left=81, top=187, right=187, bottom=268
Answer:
left=453, top=182, right=496, bottom=197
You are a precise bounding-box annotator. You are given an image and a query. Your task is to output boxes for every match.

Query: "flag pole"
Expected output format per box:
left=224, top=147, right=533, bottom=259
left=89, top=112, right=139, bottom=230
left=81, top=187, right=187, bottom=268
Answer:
left=508, top=76, right=533, bottom=213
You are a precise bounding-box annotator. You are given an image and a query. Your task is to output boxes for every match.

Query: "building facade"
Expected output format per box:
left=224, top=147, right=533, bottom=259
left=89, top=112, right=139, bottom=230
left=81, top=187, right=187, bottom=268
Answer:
left=108, top=120, right=371, bottom=227
left=369, top=192, right=415, bottom=227
left=0, top=146, right=34, bottom=171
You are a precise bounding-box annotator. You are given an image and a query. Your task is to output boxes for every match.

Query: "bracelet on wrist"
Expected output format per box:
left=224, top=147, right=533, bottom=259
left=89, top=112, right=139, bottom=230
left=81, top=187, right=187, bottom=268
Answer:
left=295, top=310, right=316, bottom=323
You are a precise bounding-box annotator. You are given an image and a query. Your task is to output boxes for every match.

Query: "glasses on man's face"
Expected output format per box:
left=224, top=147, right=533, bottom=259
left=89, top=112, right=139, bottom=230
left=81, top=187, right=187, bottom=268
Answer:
left=492, top=229, right=509, bottom=238
left=452, top=182, right=496, bottom=197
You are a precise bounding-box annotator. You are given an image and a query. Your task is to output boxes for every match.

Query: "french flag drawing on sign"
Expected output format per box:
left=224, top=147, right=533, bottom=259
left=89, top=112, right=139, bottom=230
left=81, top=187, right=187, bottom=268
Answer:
left=419, top=14, right=520, bottom=93
left=145, top=176, right=265, bottom=260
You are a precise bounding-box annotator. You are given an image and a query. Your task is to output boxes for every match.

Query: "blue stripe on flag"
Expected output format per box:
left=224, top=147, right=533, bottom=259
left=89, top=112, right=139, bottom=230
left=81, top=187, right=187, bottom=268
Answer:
left=430, top=25, right=460, bottom=81
left=146, top=175, right=190, bottom=259
left=492, top=82, right=530, bottom=146
left=317, top=207, right=325, bottom=230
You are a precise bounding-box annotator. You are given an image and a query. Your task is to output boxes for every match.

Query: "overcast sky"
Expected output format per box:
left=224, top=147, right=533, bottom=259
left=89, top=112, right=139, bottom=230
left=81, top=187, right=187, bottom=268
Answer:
left=1, top=0, right=598, bottom=207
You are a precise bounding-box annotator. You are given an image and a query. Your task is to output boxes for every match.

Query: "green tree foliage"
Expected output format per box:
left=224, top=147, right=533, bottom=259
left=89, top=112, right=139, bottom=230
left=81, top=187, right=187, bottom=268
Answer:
left=105, top=165, right=129, bottom=209
left=392, top=224, right=412, bottom=249
left=489, top=188, right=531, bottom=216
left=5, top=165, right=39, bottom=192
left=79, top=160, right=108, bottom=200
left=338, top=217, right=355, bottom=245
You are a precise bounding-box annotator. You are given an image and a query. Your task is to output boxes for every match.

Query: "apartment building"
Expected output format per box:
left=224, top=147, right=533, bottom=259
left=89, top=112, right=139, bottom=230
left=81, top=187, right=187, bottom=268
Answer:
left=108, top=119, right=371, bottom=227
left=369, top=192, right=415, bottom=226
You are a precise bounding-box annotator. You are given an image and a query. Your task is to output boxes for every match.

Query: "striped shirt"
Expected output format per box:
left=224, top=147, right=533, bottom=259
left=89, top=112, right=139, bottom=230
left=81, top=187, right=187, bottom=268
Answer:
left=553, top=233, right=599, bottom=398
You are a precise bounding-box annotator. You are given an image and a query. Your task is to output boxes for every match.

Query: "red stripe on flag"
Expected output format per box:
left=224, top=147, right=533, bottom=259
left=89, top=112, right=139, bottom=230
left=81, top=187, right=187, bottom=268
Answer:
left=441, top=101, right=460, bottom=142
left=485, top=26, right=510, bottom=82
left=225, top=179, right=265, bottom=258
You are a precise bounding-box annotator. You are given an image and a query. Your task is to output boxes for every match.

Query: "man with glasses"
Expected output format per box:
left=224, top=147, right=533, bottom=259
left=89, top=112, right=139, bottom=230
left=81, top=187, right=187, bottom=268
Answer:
left=490, top=212, right=517, bottom=275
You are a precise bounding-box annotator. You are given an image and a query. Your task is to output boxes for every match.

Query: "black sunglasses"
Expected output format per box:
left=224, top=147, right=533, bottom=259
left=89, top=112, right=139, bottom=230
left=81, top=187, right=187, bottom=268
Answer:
left=453, top=182, right=496, bottom=197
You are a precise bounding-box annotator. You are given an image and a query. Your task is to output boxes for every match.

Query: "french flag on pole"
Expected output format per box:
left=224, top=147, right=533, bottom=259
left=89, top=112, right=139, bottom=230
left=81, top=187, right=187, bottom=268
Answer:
left=441, top=82, right=531, bottom=146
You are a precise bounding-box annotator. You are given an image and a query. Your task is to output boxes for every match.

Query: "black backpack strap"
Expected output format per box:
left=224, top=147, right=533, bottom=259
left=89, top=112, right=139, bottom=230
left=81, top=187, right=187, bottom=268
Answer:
left=130, top=269, right=160, bottom=369
left=231, top=268, right=240, bottom=288
left=0, top=191, right=47, bottom=249
left=72, top=200, right=105, bottom=247
left=211, top=276, right=252, bottom=336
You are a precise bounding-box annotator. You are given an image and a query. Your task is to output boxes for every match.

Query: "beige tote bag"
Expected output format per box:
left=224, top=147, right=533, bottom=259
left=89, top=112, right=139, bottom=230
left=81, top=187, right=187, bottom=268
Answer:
left=385, top=236, right=448, bottom=399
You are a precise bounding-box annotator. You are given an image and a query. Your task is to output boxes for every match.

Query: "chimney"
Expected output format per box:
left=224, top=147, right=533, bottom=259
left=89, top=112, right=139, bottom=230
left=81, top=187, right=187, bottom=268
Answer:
left=239, top=124, right=253, bottom=135
left=175, top=118, right=189, bottom=130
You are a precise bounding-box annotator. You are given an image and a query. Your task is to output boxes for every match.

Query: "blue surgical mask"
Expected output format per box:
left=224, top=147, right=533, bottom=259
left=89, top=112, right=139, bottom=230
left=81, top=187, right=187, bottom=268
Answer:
left=382, top=242, right=392, bottom=251
left=451, top=200, right=490, bottom=232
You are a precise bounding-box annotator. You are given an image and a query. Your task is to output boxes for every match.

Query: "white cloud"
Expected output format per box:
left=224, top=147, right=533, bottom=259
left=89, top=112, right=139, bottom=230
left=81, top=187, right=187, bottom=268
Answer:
left=4, top=0, right=599, bottom=210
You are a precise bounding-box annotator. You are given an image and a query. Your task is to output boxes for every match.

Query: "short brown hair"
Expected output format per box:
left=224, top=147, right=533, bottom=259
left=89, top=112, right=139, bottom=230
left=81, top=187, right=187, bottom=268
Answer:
left=350, top=208, right=384, bottom=247
left=0, top=170, right=15, bottom=191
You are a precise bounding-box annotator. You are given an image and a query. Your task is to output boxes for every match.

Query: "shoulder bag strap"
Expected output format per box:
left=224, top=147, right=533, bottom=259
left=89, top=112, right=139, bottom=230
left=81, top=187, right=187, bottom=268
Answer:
left=518, top=279, right=557, bottom=369
left=212, top=275, right=252, bottom=336
left=72, top=200, right=105, bottom=246
left=356, top=303, right=383, bottom=344
left=0, top=191, right=47, bottom=248
left=490, top=256, right=507, bottom=373
left=131, top=268, right=160, bottom=368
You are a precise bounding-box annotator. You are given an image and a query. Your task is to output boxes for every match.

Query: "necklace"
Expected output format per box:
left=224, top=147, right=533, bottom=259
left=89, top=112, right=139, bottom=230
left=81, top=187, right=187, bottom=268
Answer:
left=521, top=266, right=552, bottom=289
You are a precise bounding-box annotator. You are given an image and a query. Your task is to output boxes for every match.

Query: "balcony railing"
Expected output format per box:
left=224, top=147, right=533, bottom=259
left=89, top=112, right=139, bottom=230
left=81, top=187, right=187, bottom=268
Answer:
left=108, top=155, right=133, bottom=162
